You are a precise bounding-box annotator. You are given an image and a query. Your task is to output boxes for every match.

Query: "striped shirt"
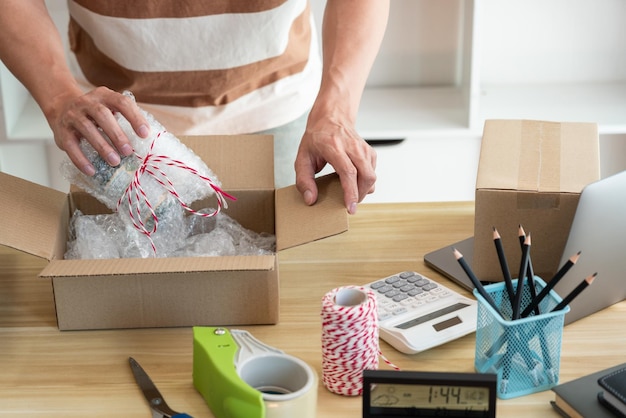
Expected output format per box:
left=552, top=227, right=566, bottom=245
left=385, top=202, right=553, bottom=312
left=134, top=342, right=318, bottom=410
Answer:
left=66, top=0, right=321, bottom=134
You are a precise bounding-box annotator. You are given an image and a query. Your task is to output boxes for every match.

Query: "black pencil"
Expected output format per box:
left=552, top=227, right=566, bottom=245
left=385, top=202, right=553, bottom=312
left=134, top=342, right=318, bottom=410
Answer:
left=551, top=272, right=597, bottom=312
left=518, top=225, right=539, bottom=315
left=453, top=248, right=501, bottom=316
left=521, top=251, right=581, bottom=318
left=493, top=227, right=515, bottom=310
left=512, top=233, right=531, bottom=319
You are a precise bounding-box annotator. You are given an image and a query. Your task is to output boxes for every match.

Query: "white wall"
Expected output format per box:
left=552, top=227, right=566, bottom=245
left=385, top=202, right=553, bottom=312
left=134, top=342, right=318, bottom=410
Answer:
left=1, top=0, right=625, bottom=202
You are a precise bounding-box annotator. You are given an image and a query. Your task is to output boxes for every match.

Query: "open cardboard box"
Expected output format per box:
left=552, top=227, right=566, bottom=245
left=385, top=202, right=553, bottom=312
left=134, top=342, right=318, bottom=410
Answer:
left=0, top=135, right=348, bottom=330
left=473, top=120, right=600, bottom=282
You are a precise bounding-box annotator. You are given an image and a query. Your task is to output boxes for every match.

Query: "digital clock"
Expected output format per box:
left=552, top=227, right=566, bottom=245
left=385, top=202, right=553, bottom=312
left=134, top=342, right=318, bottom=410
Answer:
left=362, top=370, right=497, bottom=418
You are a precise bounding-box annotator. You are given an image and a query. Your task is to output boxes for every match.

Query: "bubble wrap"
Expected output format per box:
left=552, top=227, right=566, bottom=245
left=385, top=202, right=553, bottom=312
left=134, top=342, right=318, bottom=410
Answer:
left=65, top=209, right=276, bottom=259
left=61, top=92, right=274, bottom=259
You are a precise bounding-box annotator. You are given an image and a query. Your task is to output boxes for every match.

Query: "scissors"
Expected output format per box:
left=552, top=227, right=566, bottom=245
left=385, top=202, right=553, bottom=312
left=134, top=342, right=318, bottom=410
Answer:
left=129, top=357, right=193, bottom=418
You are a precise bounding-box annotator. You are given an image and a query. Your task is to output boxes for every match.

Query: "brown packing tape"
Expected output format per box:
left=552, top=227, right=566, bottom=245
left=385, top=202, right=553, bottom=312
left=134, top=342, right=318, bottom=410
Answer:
left=518, top=120, right=562, bottom=192
left=538, top=122, right=562, bottom=192
left=517, top=193, right=561, bottom=210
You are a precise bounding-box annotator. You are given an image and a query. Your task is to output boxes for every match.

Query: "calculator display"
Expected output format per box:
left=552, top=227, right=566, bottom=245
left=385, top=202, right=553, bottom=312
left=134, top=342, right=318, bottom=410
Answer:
left=395, top=302, right=469, bottom=330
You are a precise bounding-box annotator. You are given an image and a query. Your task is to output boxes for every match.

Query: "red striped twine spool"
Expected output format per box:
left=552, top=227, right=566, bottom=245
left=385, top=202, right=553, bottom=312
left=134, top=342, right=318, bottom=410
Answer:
left=321, top=286, right=379, bottom=396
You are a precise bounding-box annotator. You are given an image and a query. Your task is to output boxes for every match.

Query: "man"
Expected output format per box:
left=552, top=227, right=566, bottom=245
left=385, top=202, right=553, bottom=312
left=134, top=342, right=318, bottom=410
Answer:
left=0, top=0, right=389, bottom=214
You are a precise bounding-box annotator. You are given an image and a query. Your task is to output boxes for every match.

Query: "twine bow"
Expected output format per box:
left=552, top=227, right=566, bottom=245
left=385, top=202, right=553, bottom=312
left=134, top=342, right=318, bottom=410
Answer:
left=116, top=131, right=236, bottom=255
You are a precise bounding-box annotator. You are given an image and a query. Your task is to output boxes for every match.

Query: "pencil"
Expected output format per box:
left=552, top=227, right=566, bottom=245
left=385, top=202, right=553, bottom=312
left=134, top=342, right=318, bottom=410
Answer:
left=521, top=251, right=581, bottom=318
left=551, top=272, right=597, bottom=312
left=518, top=225, right=550, bottom=375
left=493, top=227, right=516, bottom=310
left=512, top=233, right=531, bottom=319
left=518, top=225, right=539, bottom=315
left=453, top=247, right=501, bottom=316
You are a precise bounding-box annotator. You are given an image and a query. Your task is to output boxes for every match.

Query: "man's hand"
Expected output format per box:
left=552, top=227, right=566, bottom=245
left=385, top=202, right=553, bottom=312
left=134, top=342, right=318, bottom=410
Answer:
left=295, top=117, right=376, bottom=215
left=48, top=87, right=150, bottom=176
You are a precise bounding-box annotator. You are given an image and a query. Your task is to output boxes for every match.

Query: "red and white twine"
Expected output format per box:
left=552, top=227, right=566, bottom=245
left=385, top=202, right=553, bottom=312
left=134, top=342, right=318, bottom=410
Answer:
left=116, top=131, right=236, bottom=255
left=321, top=286, right=381, bottom=396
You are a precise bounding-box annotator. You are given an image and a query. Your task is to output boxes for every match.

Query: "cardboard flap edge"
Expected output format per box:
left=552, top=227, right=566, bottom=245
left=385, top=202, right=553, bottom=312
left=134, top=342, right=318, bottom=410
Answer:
left=0, top=172, right=67, bottom=261
left=39, top=255, right=276, bottom=277
left=275, top=173, right=348, bottom=251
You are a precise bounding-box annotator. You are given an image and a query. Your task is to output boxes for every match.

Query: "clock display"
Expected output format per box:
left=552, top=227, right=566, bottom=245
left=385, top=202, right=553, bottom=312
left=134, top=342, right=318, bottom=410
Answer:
left=363, top=370, right=496, bottom=418
left=370, top=383, right=489, bottom=411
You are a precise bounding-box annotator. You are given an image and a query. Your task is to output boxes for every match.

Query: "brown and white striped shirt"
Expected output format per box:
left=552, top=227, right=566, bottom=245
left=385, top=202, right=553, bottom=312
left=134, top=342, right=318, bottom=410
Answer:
left=67, top=0, right=321, bottom=134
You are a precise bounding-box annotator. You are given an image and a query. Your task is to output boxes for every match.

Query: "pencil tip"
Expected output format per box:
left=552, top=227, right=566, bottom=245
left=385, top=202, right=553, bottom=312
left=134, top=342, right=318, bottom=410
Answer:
left=587, top=272, right=598, bottom=284
left=572, top=251, right=582, bottom=262
left=493, top=228, right=500, bottom=239
left=518, top=224, right=525, bottom=236
left=525, top=232, right=531, bottom=245
left=452, top=248, right=462, bottom=259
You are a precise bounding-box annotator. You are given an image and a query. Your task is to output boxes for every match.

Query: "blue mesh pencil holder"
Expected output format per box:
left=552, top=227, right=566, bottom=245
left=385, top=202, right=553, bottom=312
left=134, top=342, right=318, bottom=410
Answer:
left=473, top=277, right=569, bottom=399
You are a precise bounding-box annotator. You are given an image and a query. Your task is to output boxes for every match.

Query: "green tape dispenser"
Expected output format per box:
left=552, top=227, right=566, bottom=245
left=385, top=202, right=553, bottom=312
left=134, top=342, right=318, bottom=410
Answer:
left=193, top=327, right=317, bottom=418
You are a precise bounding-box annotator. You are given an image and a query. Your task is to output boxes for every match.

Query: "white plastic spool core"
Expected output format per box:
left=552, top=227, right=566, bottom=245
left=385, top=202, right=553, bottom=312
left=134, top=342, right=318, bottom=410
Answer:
left=334, top=288, right=367, bottom=307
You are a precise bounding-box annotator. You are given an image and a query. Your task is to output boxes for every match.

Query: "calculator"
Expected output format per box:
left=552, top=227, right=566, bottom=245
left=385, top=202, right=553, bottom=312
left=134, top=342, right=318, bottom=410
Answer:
left=365, top=271, right=477, bottom=354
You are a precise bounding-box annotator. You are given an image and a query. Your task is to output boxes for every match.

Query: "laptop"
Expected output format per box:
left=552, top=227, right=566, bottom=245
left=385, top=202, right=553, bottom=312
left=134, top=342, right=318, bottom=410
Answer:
left=425, top=170, right=626, bottom=325
left=423, top=236, right=480, bottom=292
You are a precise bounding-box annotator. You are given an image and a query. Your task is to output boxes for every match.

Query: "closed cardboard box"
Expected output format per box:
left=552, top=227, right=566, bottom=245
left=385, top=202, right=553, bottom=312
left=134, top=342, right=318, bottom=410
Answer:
left=473, top=120, right=600, bottom=282
left=0, top=135, right=348, bottom=330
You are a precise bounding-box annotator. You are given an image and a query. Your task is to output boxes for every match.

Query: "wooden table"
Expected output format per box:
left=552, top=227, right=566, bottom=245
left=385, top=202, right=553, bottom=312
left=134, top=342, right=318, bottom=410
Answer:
left=1, top=202, right=624, bottom=417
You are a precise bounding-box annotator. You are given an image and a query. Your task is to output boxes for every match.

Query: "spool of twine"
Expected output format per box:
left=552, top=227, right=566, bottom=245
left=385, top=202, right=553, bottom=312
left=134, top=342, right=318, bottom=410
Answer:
left=320, top=286, right=379, bottom=396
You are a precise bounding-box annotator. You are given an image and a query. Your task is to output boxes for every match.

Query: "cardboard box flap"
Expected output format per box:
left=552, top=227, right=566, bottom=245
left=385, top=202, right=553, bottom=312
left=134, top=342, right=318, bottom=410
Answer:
left=40, top=254, right=276, bottom=277
left=0, top=171, right=68, bottom=261
left=275, top=173, right=348, bottom=250
left=476, top=120, right=600, bottom=193
left=179, top=135, right=275, bottom=190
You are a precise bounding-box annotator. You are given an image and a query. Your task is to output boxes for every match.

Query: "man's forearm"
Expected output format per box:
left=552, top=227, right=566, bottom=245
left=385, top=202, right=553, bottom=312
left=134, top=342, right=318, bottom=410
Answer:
left=312, top=0, right=390, bottom=123
left=0, top=0, right=81, bottom=120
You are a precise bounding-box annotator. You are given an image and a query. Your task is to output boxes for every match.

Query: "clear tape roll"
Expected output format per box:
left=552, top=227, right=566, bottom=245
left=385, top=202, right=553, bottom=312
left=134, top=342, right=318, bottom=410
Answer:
left=321, top=286, right=379, bottom=396
left=192, top=327, right=317, bottom=418
left=238, top=353, right=317, bottom=418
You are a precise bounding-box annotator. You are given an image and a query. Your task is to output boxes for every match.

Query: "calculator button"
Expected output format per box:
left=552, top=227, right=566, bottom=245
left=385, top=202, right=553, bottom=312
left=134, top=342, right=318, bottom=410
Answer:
left=422, top=282, right=438, bottom=291
left=370, top=281, right=387, bottom=290
left=384, top=289, right=401, bottom=298
left=383, top=302, right=399, bottom=311
left=414, top=278, right=430, bottom=287
left=385, top=276, right=401, bottom=284
left=407, top=288, right=424, bottom=297
left=411, top=300, right=426, bottom=308
left=438, top=291, right=452, bottom=298
left=399, top=271, right=416, bottom=279
left=378, top=312, right=392, bottom=321
left=392, top=306, right=407, bottom=316
left=377, top=285, right=394, bottom=293
left=400, top=284, right=415, bottom=292
left=378, top=299, right=392, bottom=310
left=392, top=293, right=409, bottom=303
left=392, top=280, right=408, bottom=288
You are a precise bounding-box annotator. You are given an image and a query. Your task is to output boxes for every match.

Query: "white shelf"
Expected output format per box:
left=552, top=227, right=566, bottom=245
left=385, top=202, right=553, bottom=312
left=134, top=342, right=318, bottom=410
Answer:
left=478, top=82, right=626, bottom=134
left=356, top=86, right=471, bottom=140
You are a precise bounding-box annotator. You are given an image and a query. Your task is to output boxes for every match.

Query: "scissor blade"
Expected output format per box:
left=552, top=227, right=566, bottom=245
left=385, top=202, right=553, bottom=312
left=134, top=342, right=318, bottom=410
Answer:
left=129, top=357, right=181, bottom=418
